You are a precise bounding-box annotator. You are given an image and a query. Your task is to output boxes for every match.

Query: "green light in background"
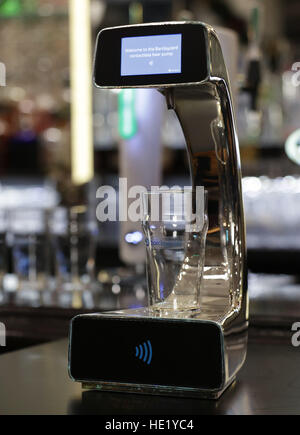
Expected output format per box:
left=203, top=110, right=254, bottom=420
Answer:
left=0, top=0, right=37, bottom=17
left=118, top=89, right=137, bottom=140
left=0, top=0, right=22, bottom=17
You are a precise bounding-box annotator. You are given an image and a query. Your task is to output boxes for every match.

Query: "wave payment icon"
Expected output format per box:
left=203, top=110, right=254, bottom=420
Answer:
left=135, top=340, right=152, bottom=365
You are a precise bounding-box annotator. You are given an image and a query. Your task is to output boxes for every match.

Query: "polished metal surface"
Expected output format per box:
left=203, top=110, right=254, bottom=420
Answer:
left=161, top=26, right=247, bottom=331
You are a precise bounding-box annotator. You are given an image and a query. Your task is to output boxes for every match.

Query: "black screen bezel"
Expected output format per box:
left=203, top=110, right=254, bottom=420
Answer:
left=94, top=23, right=208, bottom=87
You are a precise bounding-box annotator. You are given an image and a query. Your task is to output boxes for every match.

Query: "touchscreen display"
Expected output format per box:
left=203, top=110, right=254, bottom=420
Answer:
left=121, top=34, right=182, bottom=76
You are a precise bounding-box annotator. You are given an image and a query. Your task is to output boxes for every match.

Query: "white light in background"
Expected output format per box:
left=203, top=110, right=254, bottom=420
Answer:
left=125, top=231, right=143, bottom=245
left=69, top=0, right=94, bottom=185
left=242, top=177, right=262, bottom=194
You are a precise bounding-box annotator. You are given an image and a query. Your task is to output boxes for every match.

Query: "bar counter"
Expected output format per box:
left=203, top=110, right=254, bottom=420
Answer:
left=0, top=336, right=299, bottom=415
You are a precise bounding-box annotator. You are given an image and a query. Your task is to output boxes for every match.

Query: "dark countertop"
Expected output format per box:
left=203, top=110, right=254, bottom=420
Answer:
left=0, top=337, right=299, bottom=415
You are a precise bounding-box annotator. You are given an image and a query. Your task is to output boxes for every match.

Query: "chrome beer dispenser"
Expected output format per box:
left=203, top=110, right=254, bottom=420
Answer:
left=69, top=22, right=248, bottom=399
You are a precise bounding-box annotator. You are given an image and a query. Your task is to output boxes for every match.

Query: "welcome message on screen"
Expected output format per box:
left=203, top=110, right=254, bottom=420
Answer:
left=121, top=34, right=182, bottom=76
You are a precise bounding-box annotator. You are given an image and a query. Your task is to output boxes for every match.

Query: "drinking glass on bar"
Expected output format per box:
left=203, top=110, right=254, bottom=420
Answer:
left=0, top=210, right=7, bottom=303
left=142, top=188, right=208, bottom=316
left=50, top=205, right=98, bottom=308
left=10, top=208, right=49, bottom=305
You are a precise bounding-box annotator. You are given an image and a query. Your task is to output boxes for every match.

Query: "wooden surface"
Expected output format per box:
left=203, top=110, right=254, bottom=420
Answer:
left=0, top=337, right=299, bottom=415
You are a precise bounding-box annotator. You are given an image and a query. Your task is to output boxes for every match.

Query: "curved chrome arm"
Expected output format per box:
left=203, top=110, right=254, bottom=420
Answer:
left=162, top=27, right=248, bottom=330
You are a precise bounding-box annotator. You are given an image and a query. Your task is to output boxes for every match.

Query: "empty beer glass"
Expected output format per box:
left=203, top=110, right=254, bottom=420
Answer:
left=0, top=210, right=7, bottom=302
left=142, top=188, right=208, bottom=315
left=10, top=208, right=49, bottom=304
left=50, top=206, right=98, bottom=308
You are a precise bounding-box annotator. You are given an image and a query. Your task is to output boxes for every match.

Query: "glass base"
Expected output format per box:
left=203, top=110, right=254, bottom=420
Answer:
left=149, top=294, right=201, bottom=318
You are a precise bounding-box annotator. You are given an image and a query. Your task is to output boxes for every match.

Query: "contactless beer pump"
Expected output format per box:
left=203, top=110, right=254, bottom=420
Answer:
left=69, top=22, right=248, bottom=399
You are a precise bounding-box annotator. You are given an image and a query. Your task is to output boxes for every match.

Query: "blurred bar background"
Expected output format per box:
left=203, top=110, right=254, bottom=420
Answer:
left=0, top=0, right=300, bottom=352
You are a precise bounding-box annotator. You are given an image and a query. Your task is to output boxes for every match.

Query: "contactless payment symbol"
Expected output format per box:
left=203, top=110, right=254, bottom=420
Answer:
left=135, top=340, right=152, bottom=365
